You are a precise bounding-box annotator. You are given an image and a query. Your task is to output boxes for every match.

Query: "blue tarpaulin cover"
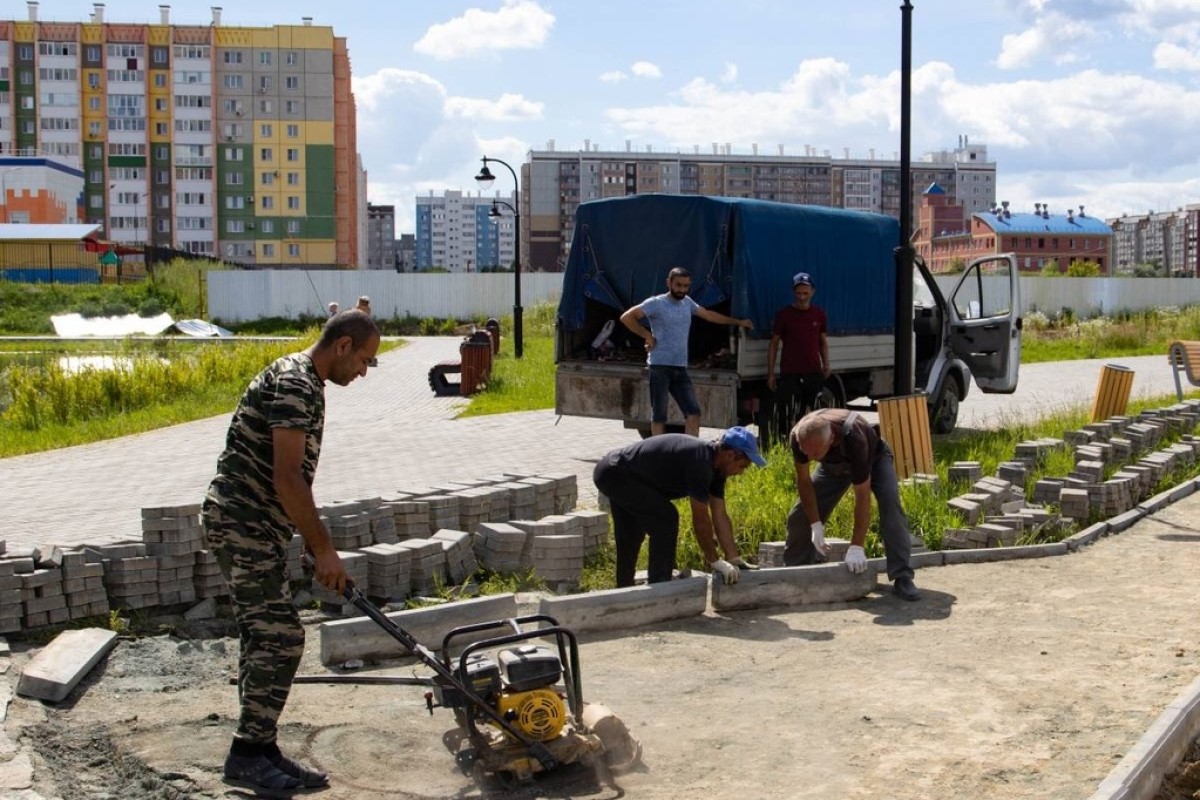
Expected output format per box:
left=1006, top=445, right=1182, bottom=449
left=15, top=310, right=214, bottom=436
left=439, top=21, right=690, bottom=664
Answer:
left=558, top=195, right=900, bottom=336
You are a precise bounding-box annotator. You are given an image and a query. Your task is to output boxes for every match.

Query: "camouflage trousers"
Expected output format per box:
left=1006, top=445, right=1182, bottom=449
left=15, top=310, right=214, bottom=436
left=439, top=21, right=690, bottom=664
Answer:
left=202, top=496, right=304, bottom=746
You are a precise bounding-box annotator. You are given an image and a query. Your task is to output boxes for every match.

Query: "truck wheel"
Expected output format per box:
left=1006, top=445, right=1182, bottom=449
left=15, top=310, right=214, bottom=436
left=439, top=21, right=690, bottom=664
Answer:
left=929, top=381, right=960, bottom=434
left=813, top=376, right=845, bottom=410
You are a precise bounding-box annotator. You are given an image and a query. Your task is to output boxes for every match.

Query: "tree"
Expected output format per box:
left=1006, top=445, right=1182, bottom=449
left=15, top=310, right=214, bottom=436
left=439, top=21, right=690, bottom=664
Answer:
left=1066, top=259, right=1100, bottom=277
left=1040, top=259, right=1061, bottom=277
left=945, top=257, right=966, bottom=274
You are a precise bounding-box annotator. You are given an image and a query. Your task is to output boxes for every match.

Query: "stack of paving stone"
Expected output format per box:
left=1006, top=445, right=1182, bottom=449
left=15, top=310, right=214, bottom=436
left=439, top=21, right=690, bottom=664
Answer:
left=364, top=500, right=399, bottom=545
left=479, top=485, right=514, bottom=523
left=0, top=556, right=23, bottom=634
left=1013, top=437, right=1066, bottom=466
left=20, top=559, right=67, bottom=628
left=308, top=550, right=368, bottom=608
left=757, top=541, right=786, bottom=567
left=420, top=495, right=461, bottom=535
left=947, top=494, right=985, bottom=525
left=193, top=549, right=228, bottom=599
left=455, top=488, right=495, bottom=531
left=492, top=481, right=538, bottom=520
left=325, top=506, right=373, bottom=551
left=394, top=538, right=446, bottom=595
left=529, top=534, right=586, bottom=587
left=942, top=527, right=991, bottom=549
left=537, top=473, right=579, bottom=515
left=1063, top=428, right=1097, bottom=447
left=518, top=476, right=557, bottom=519
left=142, top=505, right=204, bottom=606
left=1058, top=487, right=1091, bottom=519
left=97, top=543, right=160, bottom=610
left=61, top=550, right=109, bottom=620
left=947, top=461, right=983, bottom=484
left=359, top=543, right=412, bottom=600
left=431, top=529, right=477, bottom=584
left=565, top=510, right=610, bottom=554
left=1089, top=477, right=1135, bottom=516
left=473, top=522, right=529, bottom=574
left=285, top=534, right=305, bottom=580
left=386, top=499, right=431, bottom=541
left=1032, top=478, right=1065, bottom=505
left=1070, top=459, right=1105, bottom=483
left=996, top=461, right=1028, bottom=487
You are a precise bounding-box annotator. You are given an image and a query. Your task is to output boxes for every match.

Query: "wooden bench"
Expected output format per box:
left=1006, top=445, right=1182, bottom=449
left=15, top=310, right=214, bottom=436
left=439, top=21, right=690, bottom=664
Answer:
left=1168, top=340, right=1200, bottom=400
left=427, top=360, right=462, bottom=397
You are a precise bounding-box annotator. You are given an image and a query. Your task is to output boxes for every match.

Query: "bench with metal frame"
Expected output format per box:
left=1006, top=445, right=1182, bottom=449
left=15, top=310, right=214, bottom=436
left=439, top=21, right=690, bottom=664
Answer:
left=1168, top=340, right=1200, bottom=400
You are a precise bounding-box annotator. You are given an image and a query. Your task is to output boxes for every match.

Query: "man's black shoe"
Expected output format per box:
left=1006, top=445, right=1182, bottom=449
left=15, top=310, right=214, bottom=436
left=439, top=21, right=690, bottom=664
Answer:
left=892, top=576, right=920, bottom=601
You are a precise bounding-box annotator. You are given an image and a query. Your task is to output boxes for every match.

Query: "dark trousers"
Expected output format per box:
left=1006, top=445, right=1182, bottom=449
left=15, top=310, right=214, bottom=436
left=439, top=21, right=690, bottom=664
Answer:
left=782, top=445, right=914, bottom=581
left=770, top=371, right=825, bottom=442
left=593, top=461, right=679, bottom=588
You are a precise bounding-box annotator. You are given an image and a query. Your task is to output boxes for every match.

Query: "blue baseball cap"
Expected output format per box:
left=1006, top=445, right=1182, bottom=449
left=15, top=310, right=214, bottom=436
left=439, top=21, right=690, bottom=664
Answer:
left=793, top=272, right=814, bottom=287
left=721, top=426, right=767, bottom=467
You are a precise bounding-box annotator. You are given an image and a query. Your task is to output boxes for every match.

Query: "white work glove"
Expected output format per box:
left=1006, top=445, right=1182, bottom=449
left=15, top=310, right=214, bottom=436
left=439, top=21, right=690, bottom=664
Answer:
left=730, top=556, right=759, bottom=571
left=810, top=521, right=828, bottom=556
left=844, top=545, right=868, bottom=574
left=710, top=559, right=741, bottom=585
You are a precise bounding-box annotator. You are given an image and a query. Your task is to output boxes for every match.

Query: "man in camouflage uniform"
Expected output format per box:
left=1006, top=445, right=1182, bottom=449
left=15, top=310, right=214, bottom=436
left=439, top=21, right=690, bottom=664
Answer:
left=202, top=310, right=380, bottom=797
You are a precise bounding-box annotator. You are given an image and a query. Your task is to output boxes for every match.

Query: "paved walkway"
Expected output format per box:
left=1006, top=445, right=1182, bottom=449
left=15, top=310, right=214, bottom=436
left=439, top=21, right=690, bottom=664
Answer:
left=0, top=341, right=1183, bottom=551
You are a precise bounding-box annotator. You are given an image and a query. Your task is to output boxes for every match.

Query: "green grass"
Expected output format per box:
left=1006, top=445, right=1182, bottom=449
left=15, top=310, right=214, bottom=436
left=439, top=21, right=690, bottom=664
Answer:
left=1020, top=306, right=1200, bottom=363
left=458, top=304, right=557, bottom=417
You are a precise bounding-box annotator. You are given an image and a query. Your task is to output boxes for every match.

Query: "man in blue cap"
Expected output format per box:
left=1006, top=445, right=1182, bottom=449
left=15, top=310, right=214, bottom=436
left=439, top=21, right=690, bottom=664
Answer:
left=593, top=426, right=765, bottom=587
left=765, top=271, right=830, bottom=442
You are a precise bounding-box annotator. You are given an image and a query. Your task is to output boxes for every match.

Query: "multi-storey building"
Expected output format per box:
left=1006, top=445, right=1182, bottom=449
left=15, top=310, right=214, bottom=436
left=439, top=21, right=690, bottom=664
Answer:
left=0, top=154, right=83, bottom=222
left=366, top=203, right=395, bottom=270
left=414, top=189, right=515, bottom=273
left=1107, top=206, right=1200, bottom=277
left=913, top=185, right=1113, bottom=274
left=524, top=136, right=995, bottom=272
left=395, top=232, right=415, bottom=272
left=0, top=2, right=362, bottom=268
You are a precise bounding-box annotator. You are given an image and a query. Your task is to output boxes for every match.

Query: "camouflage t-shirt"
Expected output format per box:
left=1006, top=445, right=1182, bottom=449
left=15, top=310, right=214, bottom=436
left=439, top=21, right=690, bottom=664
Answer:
left=206, top=353, right=325, bottom=539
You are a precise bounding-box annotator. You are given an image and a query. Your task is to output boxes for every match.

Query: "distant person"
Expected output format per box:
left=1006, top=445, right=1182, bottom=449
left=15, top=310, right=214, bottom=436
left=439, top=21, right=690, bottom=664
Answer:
left=327, top=301, right=340, bottom=318
left=355, top=296, right=372, bottom=317
left=593, top=426, right=765, bottom=587
left=620, top=267, right=752, bottom=436
left=765, top=272, right=829, bottom=443
left=784, top=408, right=919, bottom=601
left=201, top=310, right=381, bottom=796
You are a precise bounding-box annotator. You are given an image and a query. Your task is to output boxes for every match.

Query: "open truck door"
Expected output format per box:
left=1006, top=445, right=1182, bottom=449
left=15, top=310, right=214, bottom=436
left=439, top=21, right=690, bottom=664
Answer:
left=946, top=254, right=1021, bottom=393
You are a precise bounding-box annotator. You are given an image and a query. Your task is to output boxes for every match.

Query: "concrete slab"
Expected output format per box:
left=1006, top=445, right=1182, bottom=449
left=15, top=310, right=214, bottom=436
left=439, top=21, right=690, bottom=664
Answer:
left=1108, top=509, right=1148, bottom=533
left=319, top=593, right=518, bottom=666
left=942, top=542, right=1069, bottom=565
left=1087, top=674, right=1200, bottom=800
left=1065, top=523, right=1110, bottom=552
left=1137, top=491, right=1173, bottom=514
left=537, top=576, right=707, bottom=635
left=1167, top=481, right=1197, bottom=503
left=16, top=628, right=118, bottom=703
left=711, top=564, right=878, bottom=612
left=868, top=551, right=944, bottom=571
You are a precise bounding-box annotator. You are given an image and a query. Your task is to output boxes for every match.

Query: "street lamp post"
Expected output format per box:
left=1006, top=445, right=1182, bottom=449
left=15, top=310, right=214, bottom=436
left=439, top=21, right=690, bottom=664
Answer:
left=475, top=156, right=523, bottom=358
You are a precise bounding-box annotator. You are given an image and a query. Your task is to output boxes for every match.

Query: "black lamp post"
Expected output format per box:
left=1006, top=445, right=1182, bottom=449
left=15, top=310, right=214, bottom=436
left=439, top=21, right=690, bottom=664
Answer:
left=475, top=156, right=523, bottom=358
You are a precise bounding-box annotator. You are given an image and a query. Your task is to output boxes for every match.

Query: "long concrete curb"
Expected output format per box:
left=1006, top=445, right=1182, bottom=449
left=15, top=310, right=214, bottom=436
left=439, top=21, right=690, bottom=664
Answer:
left=1087, top=674, right=1200, bottom=800
left=711, top=564, right=877, bottom=612
left=537, top=576, right=707, bottom=634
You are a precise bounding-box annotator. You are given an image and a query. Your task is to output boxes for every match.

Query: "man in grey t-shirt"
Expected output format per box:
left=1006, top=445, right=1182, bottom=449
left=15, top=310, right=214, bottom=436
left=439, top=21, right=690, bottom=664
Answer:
left=620, top=267, right=752, bottom=436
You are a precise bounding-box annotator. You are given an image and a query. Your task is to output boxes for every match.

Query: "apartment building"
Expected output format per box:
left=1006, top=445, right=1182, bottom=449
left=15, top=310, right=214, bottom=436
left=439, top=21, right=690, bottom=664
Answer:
left=365, top=203, right=395, bottom=270
left=0, top=2, right=362, bottom=268
left=1107, top=205, right=1200, bottom=277
left=414, top=189, right=515, bottom=273
left=523, top=135, right=995, bottom=272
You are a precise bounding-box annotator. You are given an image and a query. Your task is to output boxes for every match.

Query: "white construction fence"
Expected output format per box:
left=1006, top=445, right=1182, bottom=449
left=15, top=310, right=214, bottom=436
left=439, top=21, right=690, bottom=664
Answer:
left=208, top=270, right=1200, bottom=324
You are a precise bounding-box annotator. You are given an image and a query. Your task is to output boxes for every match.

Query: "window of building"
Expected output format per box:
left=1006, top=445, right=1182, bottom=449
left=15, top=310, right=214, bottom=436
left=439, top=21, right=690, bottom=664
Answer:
left=154, top=97, right=167, bottom=112
left=285, top=51, right=298, bottom=66
left=286, top=124, right=299, bottom=138
left=155, top=169, right=170, bottom=184
left=287, top=196, right=300, bottom=210
left=17, top=45, right=33, bottom=60
left=259, top=75, right=272, bottom=91
left=223, top=74, right=243, bottom=89
left=154, top=73, right=167, bottom=88
left=88, top=145, right=102, bottom=159
left=285, top=76, right=299, bottom=90
left=262, top=243, right=276, bottom=257
left=259, top=99, right=272, bottom=113
left=258, top=51, right=271, bottom=66
left=260, top=147, right=274, bottom=162
left=261, top=220, right=274, bottom=233
left=284, top=100, right=299, bottom=115
left=156, top=218, right=171, bottom=233
left=227, top=219, right=245, bottom=233
left=286, top=172, right=300, bottom=185
left=261, top=173, right=275, bottom=187
left=225, top=147, right=244, bottom=160
left=288, top=243, right=300, bottom=257
left=86, top=45, right=101, bottom=61
left=260, top=123, right=273, bottom=138
left=226, top=173, right=244, bottom=186
left=223, top=51, right=243, bottom=64
left=286, top=219, right=300, bottom=234
left=155, top=122, right=168, bottom=136
left=89, top=194, right=103, bottom=209
left=226, top=195, right=246, bottom=209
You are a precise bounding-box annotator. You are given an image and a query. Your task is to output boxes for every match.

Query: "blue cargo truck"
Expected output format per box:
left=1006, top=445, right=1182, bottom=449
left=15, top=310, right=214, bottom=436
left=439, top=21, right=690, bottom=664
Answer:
left=555, top=194, right=1021, bottom=436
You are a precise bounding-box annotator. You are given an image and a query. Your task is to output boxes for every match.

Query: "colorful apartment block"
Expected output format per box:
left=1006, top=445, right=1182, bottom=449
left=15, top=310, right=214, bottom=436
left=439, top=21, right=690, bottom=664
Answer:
left=0, top=2, right=361, bottom=268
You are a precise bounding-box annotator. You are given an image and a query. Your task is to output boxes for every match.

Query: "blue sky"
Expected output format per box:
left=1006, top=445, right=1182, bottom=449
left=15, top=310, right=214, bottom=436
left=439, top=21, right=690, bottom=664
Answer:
left=58, top=0, right=1200, bottom=231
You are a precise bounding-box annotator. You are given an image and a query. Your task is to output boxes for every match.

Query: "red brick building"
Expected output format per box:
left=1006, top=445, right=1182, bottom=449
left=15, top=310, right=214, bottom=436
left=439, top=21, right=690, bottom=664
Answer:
left=912, top=183, right=1113, bottom=274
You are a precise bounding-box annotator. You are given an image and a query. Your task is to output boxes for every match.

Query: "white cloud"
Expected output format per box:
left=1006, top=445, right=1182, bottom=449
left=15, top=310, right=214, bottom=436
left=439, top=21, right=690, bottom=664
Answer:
left=600, top=70, right=628, bottom=83
left=413, top=0, right=555, bottom=60
left=996, top=13, right=1097, bottom=69
left=630, top=61, right=662, bottom=78
left=1154, top=41, right=1200, bottom=69
left=445, top=93, right=544, bottom=121
left=721, top=62, right=738, bottom=84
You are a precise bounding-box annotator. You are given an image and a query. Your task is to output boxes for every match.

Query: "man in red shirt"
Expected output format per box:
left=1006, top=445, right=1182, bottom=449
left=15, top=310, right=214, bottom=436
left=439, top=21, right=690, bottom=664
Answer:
left=765, top=272, right=830, bottom=442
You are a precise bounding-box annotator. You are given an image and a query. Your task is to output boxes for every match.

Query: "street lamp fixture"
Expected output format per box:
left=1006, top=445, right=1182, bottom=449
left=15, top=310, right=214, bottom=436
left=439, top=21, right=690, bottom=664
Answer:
left=474, top=156, right=523, bottom=358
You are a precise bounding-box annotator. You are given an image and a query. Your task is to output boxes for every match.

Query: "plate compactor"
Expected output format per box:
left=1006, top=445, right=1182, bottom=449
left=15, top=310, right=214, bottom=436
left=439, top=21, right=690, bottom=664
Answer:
left=315, top=575, right=642, bottom=782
